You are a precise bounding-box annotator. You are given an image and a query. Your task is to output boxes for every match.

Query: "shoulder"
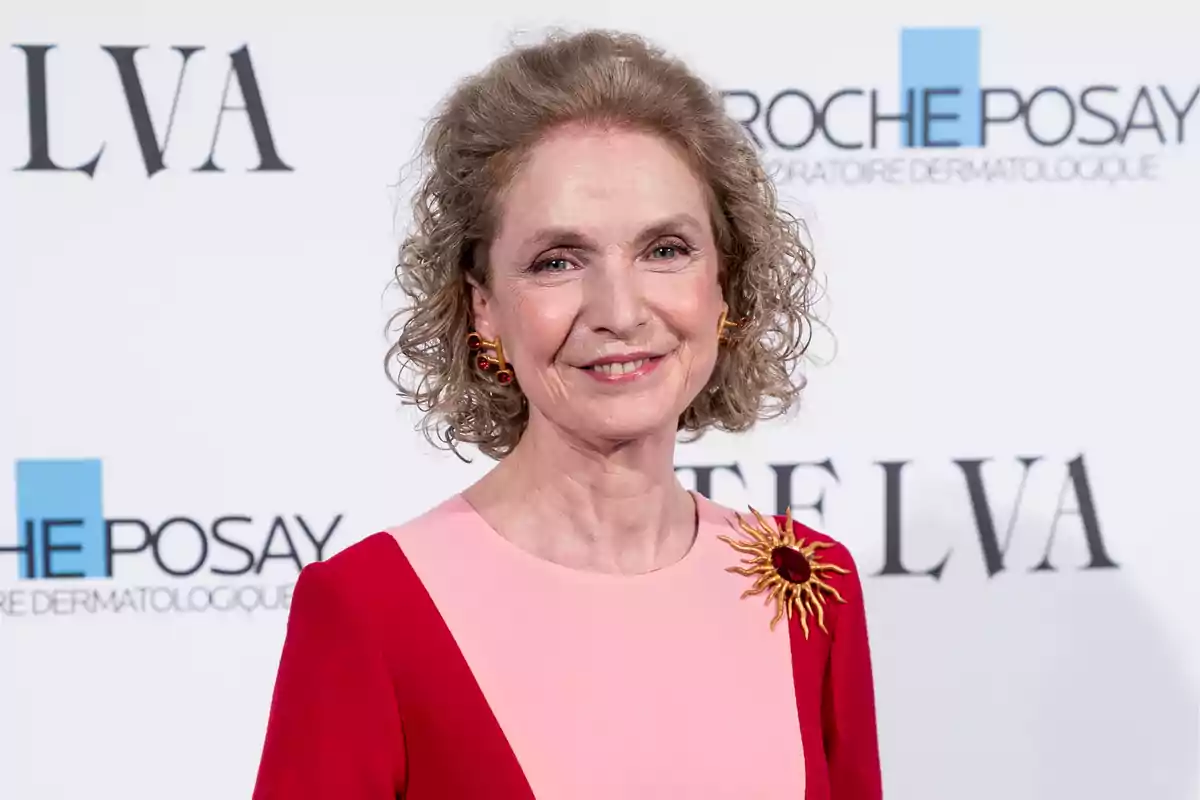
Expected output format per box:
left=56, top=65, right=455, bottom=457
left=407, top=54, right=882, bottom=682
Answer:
left=705, top=494, right=864, bottom=596
left=699, top=494, right=859, bottom=576
left=770, top=514, right=869, bottom=638
left=778, top=514, right=860, bottom=574
left=382, top=495, right=472, bottom=550
left=309, top=531, right=400, bottom=582
left=290, top=532, right=404, bottom=626
left=778, top=513, right=863, bottom=601
left=289, top=499, right=461, bottom=622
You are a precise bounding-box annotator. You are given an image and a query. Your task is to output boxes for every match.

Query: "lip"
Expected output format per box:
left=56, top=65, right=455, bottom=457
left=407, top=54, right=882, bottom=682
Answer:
left=577, top=352, right=667, bottom=383
left=581, top=351, right=662, bottom=368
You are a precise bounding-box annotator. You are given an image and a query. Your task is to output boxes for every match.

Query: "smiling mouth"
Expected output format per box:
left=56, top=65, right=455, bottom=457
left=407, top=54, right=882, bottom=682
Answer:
left=588, top=357, right=653, bottom=376
left=578, top=352, right=668, bottom=381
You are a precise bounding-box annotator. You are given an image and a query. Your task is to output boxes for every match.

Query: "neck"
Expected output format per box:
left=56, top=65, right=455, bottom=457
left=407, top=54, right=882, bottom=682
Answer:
left=463, top=413, right=697, bottom=575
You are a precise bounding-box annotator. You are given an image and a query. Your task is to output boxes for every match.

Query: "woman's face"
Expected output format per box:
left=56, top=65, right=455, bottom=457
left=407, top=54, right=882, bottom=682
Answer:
left=473, top=125, right=725, bottom=446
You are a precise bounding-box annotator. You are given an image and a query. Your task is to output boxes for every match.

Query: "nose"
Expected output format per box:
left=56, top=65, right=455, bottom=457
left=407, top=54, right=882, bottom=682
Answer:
left=581, top=252, right=650, bottom=338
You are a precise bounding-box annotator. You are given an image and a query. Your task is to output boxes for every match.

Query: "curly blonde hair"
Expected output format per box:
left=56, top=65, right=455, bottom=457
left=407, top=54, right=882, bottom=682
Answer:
left=385, top=29, right=817, bottom=460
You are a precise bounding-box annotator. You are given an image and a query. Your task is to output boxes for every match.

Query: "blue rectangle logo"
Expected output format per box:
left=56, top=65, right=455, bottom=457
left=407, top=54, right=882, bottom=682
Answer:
left=900, top=27, right=982, bottom=148
left=14, top=459, right=107, bottom=579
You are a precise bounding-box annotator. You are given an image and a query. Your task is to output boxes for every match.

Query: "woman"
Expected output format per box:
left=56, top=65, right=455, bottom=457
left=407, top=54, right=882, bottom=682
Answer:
left=253, top=29, right=881, bottom=800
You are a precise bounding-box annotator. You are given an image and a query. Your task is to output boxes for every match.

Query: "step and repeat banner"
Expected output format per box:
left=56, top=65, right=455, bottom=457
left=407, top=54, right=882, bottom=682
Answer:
left=1, top=1, right=1197, bottom=798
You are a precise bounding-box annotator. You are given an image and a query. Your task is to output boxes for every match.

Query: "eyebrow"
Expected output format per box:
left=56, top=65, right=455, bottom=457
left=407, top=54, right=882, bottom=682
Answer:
left=522, top=212, right=706, bottom=252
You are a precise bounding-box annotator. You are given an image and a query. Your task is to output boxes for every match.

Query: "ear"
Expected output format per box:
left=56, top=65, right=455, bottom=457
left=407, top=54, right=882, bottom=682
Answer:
left=467, top=274, right=495, bottom=339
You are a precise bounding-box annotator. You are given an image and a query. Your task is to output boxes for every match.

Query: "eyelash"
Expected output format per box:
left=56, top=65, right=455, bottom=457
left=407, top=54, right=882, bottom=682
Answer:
left=527, top=239, right=692, bottom=273
left=649, top=241, right=691, bottom=260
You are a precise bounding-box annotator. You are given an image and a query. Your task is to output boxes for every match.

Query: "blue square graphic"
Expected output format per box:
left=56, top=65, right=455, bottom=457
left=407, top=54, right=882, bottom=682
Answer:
left=14, top=459, right=107, bottom=579
left=900, top=27, right=982, bottom=148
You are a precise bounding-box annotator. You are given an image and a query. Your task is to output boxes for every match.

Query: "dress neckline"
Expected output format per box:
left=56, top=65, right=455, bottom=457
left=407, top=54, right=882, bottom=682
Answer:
left=447, top=490, right=730, bottom=586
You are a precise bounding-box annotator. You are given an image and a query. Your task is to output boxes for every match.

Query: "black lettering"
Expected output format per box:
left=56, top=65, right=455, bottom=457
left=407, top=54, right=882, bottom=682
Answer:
left=151, top=517, right=209, bottom=577
left=1023, top=87, right=1075, bottom=147
left=876, top=461, right=950, bottom=579
left=769, top=460, right=839, bottom=523
left=955, top=457, right=1041, bottom=577
left=256, top=516, right=304, bottom=573
left=42, top=520, right=84, bottom=579
left=921, top=88, right=961, bottom=147
left=105, top=518, right=152, bottom=576
left=721, top=90, right=763, bottom=149
left=1158, top=85, right=1199, bottom=144
left=210, top=516, right=256, bottom=576
left=674, top=463, right=745, bottom=500
left=822, top=89, right=864, bottom=150
left=980, top=87, right=1021, bottom=147
left=1077, top=86, right=1121, bottom=146
left=0, top=521, right=37, bottom=577
left=1033, top=455, right=1117, bottom=571
left=871, top=89, right=914, bottom=148
left=103, top=45, right=202, bottom=177
left=197, top=45, right=292, bottom=172
left=295, top=514, right=342, bottom=563
left=1120, top=86, right=1166, bottom=145
left=14, top=44, right=103, bottom=175
left=764, top=90, right=819, bottom=151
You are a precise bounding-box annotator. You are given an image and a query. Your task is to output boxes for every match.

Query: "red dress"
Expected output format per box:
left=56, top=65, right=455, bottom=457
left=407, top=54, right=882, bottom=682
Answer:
left=253, top=494, right=882, bottom=799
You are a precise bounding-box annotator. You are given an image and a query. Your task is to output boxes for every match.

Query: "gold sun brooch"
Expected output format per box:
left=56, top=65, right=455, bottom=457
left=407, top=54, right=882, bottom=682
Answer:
left=719, top=507, right=850, bottom=637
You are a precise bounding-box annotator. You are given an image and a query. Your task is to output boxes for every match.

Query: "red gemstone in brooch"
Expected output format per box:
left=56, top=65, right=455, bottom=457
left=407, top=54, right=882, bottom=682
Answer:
left=719, top=507, right=850, bottom=637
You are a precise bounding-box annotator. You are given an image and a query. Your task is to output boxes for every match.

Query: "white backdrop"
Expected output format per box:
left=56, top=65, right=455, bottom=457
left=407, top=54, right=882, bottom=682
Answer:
left=1, top=1, right=1198, bottom=798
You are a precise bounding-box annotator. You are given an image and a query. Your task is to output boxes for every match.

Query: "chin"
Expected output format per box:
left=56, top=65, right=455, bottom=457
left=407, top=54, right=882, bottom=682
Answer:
left=572, top=404, right=682, bottom=445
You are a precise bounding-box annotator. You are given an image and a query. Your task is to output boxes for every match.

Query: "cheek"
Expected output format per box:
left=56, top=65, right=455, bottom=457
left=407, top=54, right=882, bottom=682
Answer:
left=504, top=289, right=577, bottom=364
left=661, top=273, right=723, bottom=342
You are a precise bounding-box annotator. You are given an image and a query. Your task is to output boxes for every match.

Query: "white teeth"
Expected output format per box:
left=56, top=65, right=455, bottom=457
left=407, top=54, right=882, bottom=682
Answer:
left=592, top=358, right=647, bottom=376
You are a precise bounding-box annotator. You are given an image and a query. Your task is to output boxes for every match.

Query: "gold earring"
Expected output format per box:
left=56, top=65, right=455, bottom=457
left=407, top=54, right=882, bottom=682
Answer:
left=467, top=331, right=515, bottom=385
left=717, top=309, right=740, bottom=342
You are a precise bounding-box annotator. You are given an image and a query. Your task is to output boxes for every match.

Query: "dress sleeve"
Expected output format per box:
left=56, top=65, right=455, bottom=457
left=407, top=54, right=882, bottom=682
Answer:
left=823, top=547, right=883, bottom=800
left=253, top=561, right=406, bottom=799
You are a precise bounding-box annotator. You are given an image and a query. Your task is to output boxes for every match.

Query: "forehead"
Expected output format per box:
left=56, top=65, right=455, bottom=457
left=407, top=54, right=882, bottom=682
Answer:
left=493, top=126, right=711, bottom=244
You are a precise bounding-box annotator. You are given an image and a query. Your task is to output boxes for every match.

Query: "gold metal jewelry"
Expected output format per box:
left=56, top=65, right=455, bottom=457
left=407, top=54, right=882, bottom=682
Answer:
left=717, top=309, right=739, bottom=341
left=718, top=507, right=849, bottom=637
left=466, top=332, right=514, bottom=385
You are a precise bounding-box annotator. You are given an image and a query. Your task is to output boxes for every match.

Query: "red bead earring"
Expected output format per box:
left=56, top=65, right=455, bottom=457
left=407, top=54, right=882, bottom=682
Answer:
left=467, top=332, right=514, bottom=385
